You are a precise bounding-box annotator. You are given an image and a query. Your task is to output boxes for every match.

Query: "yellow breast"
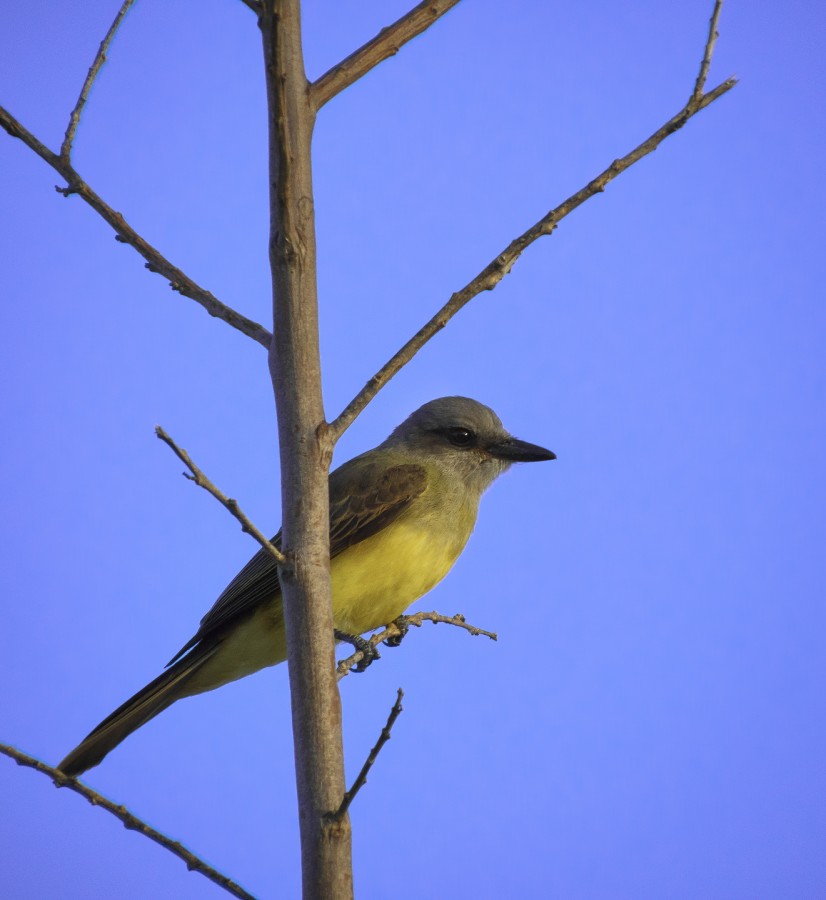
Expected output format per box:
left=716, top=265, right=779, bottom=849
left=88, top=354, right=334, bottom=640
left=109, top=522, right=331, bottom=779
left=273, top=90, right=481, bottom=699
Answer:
left=330, top=514, right=474, bottom=635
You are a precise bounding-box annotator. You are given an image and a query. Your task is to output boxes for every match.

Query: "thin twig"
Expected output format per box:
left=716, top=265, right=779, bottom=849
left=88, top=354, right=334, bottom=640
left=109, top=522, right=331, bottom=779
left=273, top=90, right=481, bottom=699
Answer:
left=336, top=611, right=497, bottom=680
left=61, top=0, right=137, bottom=161
left=691, top=0, right=725, bottom=105
left=328, top=2, right=736, bottom=441
left=155, top=426, right=287, bottom=567
left=0, top=106, right=272, bottom=348
left=310, top=0, right=461, bottom=110
left=329, top=688, right=404, bottom=822
left=0, top=743, right=257, bottom=900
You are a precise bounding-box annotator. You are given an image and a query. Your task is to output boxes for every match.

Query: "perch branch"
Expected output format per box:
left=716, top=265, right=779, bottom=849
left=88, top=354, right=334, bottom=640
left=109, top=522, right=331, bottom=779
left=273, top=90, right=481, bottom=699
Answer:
left=311, top=0, right=461, bottom=110
left=0, top=106, right=271, bottom=348
left=0, top=743, right=256, bottom=900
left=329, top=689, right=404, bottom=822
left=61, top=0, right=137, bottom=161
left=336, top=611, right=497, bottom=679
left=329, top=0, right=736, bottom=440
left=155, top=426, right=286, bottom=567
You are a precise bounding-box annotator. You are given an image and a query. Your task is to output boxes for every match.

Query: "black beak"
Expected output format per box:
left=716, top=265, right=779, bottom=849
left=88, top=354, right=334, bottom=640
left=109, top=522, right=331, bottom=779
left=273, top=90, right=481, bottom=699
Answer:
left=488, top=437, right=556, bottom=462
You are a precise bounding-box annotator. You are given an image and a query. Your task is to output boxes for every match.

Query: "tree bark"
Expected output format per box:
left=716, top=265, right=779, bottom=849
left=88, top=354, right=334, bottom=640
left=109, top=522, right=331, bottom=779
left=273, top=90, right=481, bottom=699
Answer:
left=260, top=2, right=352, bottom=898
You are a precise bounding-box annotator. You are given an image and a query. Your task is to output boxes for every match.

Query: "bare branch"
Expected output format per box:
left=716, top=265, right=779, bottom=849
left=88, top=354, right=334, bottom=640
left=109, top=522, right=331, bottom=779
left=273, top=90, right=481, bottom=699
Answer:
left=329, top=13, right=736, bottom=440
left=261, top=2, right=353, bottom=893
left=336, top=611, right=497, bottom=680
left=155, top=426, right=287, bottom=567
left=61, top=0, right=137, bottom=161
left=0, top=105, right=272, bottom=348
left=310, top=0, right=461, bottom=110
left=329, top=689, right=404, bottom=822
left=691, top=0, right=725, bottom=105
left=0, top=743, right=256, bottom=900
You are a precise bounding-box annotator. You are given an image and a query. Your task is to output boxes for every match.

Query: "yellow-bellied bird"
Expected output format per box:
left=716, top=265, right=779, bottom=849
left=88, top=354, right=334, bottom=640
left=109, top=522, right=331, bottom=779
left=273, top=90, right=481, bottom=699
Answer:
left=59, top=397, right=555, bottom=776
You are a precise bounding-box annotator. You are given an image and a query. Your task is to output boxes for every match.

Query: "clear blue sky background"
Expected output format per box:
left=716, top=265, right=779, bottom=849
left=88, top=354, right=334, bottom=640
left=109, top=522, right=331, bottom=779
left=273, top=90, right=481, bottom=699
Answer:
left=1, top=2, right=824, bottom=898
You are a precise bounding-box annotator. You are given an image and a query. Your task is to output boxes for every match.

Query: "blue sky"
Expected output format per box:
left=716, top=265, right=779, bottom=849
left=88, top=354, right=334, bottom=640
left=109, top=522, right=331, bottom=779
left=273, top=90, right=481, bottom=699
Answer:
left=1, top=1, right=824, bottom=898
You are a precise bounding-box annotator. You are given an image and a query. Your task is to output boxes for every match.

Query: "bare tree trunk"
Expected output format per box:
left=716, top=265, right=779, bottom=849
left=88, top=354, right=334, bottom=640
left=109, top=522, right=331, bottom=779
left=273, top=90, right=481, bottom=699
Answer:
left=0, top=2, right=735, bottom=896
left=260, top=2, right=353, bottom=897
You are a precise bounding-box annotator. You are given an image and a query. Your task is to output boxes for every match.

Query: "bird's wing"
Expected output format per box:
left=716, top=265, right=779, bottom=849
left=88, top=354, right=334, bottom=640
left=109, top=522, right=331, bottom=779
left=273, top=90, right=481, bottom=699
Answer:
left=165, top=536, right=283, bottom=665
left=166, top=459, right=427, bottom=665
left=328, top=459, right=427, bottom=554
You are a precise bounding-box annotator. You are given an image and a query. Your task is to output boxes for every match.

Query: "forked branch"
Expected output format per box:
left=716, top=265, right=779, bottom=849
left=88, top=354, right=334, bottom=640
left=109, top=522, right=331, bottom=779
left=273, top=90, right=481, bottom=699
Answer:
left=692, top=0, right=725, bottom=104
left=311, top=0, right=461, bottom=110
left=329, top=0, right=735, bottom=440
left=0, top=743, right=256, bottom=900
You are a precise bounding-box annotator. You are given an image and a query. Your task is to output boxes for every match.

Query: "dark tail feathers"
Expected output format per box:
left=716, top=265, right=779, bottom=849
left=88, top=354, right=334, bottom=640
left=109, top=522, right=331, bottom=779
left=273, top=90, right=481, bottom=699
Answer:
left=58, top=645, right=218, bottom=778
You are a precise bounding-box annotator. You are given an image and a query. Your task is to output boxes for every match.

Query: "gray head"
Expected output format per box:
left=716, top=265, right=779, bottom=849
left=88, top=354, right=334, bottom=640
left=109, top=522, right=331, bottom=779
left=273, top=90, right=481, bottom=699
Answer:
left=382, top=396, right=555, bottom=494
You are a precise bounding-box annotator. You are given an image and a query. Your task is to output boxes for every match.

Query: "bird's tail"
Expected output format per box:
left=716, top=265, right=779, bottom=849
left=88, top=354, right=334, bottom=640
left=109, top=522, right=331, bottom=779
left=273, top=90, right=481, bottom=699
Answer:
left=57, top=645, right=220, bottom=778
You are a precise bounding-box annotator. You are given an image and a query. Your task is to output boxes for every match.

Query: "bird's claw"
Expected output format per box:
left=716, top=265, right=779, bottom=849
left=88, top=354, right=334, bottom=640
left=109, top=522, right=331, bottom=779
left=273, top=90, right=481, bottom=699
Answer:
left=383, top=615, right=410, bottom=648
left=335, top=629, right=381, bottom=673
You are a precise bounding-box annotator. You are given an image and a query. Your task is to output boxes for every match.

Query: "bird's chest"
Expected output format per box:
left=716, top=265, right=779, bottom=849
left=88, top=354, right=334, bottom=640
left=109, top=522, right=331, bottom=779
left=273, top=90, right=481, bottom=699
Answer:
left=330, top=515, right=473, bottom=635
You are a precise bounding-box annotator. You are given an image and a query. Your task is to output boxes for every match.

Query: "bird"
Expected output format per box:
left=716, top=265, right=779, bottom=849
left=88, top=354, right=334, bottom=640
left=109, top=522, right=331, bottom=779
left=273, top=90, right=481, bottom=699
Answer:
left=58, top=396, right=555, bottom=776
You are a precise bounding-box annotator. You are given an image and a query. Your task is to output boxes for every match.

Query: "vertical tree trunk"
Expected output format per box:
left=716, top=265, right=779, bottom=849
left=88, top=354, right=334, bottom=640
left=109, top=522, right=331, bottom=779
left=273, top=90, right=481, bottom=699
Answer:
left=260, top=2, right=353, bottom=897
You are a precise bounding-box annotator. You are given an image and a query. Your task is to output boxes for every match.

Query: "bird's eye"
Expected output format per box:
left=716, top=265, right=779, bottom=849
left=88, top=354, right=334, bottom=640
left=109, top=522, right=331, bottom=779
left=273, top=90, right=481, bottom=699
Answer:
left=445, top=427, right=475, bottom=447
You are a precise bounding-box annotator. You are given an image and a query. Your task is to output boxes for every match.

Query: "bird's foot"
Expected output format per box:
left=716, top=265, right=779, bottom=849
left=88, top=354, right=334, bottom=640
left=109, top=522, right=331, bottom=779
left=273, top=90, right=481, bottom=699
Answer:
left=383, top=615, right=410, bottom=648
left=335, top=629, right=381, bottom=673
